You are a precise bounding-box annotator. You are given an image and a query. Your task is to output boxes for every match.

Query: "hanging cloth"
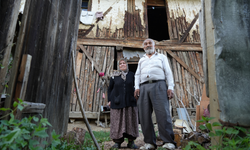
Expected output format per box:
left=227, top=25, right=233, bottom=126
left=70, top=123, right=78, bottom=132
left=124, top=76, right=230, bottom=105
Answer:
left=95, top=12, right=104, bottom=20
left=80, top=11, right=95, bottom=25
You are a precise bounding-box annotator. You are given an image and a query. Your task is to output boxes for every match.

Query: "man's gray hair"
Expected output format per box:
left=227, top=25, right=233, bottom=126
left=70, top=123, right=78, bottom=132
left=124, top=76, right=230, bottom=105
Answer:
left=142, top=38, right=155, bottom=47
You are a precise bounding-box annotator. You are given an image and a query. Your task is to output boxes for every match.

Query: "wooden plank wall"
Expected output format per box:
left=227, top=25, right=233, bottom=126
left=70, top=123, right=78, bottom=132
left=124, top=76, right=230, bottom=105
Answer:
left=125, top=0, right=148, bottom=39
left=70, top=47, right=203, bottom=114
left=156, top=49, right=203, bottom=109
left=18, top=0, right=82, bottom=140
left=167, top=0, right=201, bottom=42
left=169, top=14, right=200, bottom=43
left=70, top=46, right=114, bottom=112
left=78, top=0, right=148, bottom=40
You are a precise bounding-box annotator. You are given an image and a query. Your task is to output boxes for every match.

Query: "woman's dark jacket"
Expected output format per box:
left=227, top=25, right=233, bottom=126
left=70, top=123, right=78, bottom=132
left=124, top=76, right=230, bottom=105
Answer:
left=108, top=71, right=137, bottom=109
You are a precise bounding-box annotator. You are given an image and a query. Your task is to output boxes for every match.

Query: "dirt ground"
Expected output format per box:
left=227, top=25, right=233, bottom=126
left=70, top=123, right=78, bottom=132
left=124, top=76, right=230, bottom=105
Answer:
left=67, top=120, right=180, bottom=150
left=67, top=120, right=145, bottom=149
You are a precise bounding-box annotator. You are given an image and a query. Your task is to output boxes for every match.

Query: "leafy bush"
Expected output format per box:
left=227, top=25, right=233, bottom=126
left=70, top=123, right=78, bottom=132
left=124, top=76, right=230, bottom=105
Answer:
left=0, top=98, right=61, bottom=150
left=184, top=116, right=250, bottom=150
left=0, top=99, right=112, bottom=150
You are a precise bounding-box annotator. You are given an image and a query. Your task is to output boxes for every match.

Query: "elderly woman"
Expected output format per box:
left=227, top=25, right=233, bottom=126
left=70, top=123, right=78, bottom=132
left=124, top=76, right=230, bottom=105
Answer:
left=108, top=58, right=139, bottom=149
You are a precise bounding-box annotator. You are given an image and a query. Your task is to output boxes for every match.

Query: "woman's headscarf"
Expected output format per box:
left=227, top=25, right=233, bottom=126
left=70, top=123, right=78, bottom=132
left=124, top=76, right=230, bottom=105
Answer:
left=112, top=58, right=129, bottom=81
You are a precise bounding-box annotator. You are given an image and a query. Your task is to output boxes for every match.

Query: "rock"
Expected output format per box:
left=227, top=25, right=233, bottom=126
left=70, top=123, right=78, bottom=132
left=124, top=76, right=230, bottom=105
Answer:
left=180, top=139, right=189, bottom=148
left=64, top=127, right=86, bottom=145
left=73, top=127, right=86, bottom=144
left=64, top=131, right=77, bottom=144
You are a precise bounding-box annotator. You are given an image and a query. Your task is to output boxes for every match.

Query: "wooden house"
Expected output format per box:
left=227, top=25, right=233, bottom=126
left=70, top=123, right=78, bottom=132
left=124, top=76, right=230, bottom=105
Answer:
left=69, top=0, right=204, bottom=121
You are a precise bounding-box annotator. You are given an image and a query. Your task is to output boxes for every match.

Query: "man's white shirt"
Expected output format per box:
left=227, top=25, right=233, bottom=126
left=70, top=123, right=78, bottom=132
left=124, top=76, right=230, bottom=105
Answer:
left=134, top=52, right=174, bottom=90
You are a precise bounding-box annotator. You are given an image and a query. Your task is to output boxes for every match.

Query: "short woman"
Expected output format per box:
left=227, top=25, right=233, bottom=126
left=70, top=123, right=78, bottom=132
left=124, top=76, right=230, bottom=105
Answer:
left=108, top=58, right=139, bottom=149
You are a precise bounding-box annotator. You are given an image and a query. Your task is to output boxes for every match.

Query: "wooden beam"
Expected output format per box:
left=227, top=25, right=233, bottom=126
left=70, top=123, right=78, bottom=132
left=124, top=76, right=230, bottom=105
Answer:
left=116, top=46, right=123, bottom=51
left=77, top=38, right=202, bottom=51
left=178, top=12, right=200, bottom=44
left=157, top=45, right=202, bottom=51
left=147, top=0, right=165, bottom=6
left=22, top=101, right=46, bottom=114
left=69, top=111, right=98, bottom=119
left=164, top=49, right=204, bottom=83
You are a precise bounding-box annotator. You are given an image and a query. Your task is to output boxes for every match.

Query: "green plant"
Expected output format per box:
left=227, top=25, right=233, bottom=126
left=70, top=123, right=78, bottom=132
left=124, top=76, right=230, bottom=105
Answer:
left=0, top=99, right=115, bottom=150
left=184, top=116, right=250, bottom=150
left=0, top=63, right=4, bottom=69
left=83, top=131, right=110, bottom=150
left=8, top=54, right=14, bottom=70
left=0, top=98, right=61, bottom=150
left=53, top=138, right=83, bottom=150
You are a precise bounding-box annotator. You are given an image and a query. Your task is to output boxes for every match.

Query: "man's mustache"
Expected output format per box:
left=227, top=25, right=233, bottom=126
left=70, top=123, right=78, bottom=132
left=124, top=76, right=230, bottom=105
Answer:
left=145, top=47, right=152, bottom=50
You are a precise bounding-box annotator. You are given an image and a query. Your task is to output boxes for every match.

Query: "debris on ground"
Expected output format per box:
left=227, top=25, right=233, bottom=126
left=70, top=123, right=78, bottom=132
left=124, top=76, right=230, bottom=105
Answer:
left=64, top=127, right=86, bottom=145
left=173, top=122, right=211, bottom=149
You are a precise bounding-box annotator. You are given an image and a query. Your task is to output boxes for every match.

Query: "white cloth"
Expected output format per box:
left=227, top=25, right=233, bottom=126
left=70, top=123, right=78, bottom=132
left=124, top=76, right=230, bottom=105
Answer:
left=19, top=0, right=26, bottom=14
left=80, top=11, right=95, bottom=25
left=134, top=52, right=174, bottom=90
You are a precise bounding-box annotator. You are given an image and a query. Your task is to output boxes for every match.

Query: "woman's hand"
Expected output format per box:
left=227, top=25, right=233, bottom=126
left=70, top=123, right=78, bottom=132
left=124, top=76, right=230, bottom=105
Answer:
left=108, top=101, right=111, bottom=106
left=134, top=89, right=140, bottom=100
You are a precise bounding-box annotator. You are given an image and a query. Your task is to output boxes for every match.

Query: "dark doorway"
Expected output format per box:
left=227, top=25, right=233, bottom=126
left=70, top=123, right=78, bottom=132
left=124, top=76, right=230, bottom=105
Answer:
left=128, top=64, right=138, bottom=74
left=147, top=6, right=170, bottom=41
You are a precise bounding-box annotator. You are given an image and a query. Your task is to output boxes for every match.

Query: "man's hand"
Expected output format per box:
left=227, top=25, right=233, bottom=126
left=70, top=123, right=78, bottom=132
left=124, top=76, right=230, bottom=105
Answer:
left=134, top=89, right=140, bottom=100
left=108, top=101, right=111, bottom=106
left=167, top=89, right=174, bottom=99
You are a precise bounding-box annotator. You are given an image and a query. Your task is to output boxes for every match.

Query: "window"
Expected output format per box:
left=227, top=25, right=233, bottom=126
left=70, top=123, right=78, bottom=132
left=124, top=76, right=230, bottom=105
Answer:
left=81, top=0, right=89, bottom=11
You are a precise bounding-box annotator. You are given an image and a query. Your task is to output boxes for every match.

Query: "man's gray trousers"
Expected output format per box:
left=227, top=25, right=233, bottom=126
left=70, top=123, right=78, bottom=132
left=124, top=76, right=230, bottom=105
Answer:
left=137, top=80, right=176, bottom=147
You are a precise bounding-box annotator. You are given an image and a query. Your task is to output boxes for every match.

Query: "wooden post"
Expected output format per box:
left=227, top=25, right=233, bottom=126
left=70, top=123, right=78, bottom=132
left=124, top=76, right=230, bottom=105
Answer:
left=17, top=55, right=32, bottom=100
left=14, top=54, right=32, bottom=119
left=165, top=0, right=174, bottom=40
left=4, top=0, right=31, bottom=120
left=204, top=0, right=220, bottom=146
left=0, top=0, right=21, bottom=101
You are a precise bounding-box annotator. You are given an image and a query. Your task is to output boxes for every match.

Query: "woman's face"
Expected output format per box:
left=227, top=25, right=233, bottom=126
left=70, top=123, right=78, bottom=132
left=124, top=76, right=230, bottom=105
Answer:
left=119, top=60, right=127, bottom=71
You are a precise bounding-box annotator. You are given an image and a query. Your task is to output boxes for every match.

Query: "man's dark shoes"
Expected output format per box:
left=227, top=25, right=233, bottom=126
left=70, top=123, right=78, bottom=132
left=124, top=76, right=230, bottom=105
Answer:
left=127, top=141, right=138, bottom=149
left=112, top=143, right=121, bottom=149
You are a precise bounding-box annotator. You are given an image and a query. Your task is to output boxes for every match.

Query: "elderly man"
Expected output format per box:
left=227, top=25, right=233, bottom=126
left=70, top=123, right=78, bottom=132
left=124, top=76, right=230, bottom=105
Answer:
left=134, top=38, right=176, bottom=150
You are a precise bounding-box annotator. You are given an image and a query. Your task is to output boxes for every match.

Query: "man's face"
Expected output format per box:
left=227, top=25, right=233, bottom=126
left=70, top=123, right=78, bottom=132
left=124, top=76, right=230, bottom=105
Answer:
left=143, top=40, right=155, bottom=54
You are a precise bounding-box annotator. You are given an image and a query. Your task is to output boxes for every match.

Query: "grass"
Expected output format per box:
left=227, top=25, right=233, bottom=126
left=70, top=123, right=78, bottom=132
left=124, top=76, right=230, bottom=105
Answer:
left=83, top=131, right=111, bottom=149
left=81, top=130, right=171, bottom=150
